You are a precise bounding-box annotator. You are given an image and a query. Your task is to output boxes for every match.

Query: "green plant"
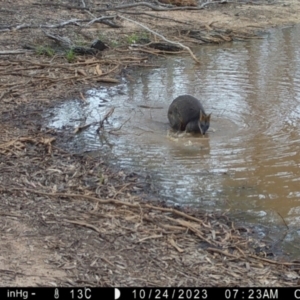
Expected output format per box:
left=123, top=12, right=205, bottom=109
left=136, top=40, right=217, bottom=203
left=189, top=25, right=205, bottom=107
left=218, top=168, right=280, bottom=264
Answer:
left=140, top=31, right=149, bottom=40
left=36, top=46, right=55, bottom=57
left=98, top=33, right=108, bottom=42
left=66, top=49, right=76, bottom=63
left=126, top=32, right=150, bottom=44
left=75, top=39, right=87, bottom=47
left=126, top=33, right=139, bottom=44
left=110, top=40, right=119, bottom=48
left=74, top=33, right=88, bottom=47
left=98, top=172, right=107, bottom=185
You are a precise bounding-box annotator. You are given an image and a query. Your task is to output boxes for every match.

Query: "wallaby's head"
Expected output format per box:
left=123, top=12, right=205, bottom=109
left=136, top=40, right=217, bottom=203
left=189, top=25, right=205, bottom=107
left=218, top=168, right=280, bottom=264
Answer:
left=198, top=111, right=211, bottom=135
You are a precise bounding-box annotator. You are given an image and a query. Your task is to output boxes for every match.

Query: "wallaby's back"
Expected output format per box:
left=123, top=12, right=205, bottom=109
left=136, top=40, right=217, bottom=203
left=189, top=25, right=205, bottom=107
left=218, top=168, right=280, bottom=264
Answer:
left=168, top=95, right=210, bottom=134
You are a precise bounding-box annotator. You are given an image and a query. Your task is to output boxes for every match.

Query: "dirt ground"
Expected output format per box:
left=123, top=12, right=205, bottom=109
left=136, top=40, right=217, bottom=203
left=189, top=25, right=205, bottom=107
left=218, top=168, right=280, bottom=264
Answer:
left=1, top=0, right=300, bottom=287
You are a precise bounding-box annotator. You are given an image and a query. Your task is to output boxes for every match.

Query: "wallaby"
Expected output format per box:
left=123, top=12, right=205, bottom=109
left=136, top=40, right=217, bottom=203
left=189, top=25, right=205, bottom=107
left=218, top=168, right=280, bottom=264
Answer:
left=168, top=95, right=211, bottom=135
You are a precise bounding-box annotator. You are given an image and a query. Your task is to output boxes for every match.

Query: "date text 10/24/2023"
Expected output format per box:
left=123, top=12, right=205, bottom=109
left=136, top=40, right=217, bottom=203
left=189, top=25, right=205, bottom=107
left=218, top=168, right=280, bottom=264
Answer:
left=131, top=288, right=300, bottom=300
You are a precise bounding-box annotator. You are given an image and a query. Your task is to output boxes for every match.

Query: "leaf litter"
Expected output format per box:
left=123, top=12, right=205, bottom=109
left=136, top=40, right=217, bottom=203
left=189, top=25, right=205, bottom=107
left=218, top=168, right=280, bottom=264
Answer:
left=0, top=132, right=300, bottom=286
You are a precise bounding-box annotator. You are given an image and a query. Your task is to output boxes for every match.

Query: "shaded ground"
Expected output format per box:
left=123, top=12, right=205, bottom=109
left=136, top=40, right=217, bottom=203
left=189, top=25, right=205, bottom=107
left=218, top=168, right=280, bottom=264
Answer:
left=1, top=0, right=300, bottom=287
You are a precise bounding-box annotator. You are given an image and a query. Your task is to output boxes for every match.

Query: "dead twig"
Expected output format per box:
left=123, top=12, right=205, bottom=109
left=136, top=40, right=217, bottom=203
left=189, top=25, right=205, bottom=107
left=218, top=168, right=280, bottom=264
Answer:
left=144, top=203, right=210, bottom=227
left=168, top=237, right=184, bottom=252
left=96, top=2, right=208, bottom=12
left=130, top=46, right=185, bottom=56
left=32, top=2, right=89, bottom=11
left=0, top=50, right=33, bottom=55
left=167, top=217, right=217, bottom=246
left=64, top=219, right=102, bottom=233
left=42, top=30, right=73, bottom=48
left=41, top=19, right=82, bottom=29
left=73, top=123, right=92, bottom=134
left=248, top=254, right=300, bottom=266
left=0, top=187, right=138, bottom=208
left=11, top=59, right=110, bottom=68
left=86, top=16, right=116, bottom=26
left=118, top=15, right=200, bottom=64
left=277, top=212, right=289, bottom=229
left=96, top=107, right=115, bottom=133
left=33, top=1, right=202, bottom=13
left=138, top=105, right=163, bottom=109
left=1, top=16, right=120, bottom=32
left=2, top=72, right=119, bottom=84
left=138, top=234, right=164, bottom=243
left=207, top=247, right=240, bottom=259
left=108, top=117, right=131, bottom=134
left=32, top=0, right=250, bottom=14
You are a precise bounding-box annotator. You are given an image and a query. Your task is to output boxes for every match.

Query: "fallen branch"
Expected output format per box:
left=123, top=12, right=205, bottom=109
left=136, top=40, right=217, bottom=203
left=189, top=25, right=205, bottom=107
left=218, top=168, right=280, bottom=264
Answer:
left=42, top=30, right=73, bottom=48
left=118, top=15, right=200, bottom=64
left=207, top=247, right=240, bottom=259
left=138, top=234, right=164, bottom=243
left=248, top=254, right=300, bottom=266
left=33, top=1, right=206, bottom=12
left=96, top=1, right=208, bottom=12
left=144, top=203, right=210, bottom=227
left=41, top=19, right=82, bottom=29
left=36, top=189, right=213, bottom=237
left=73, top=123, right=92, bottom=134
left=129, top=48, right=173, bottom=57
left=32, top=2, right=89, bottom=11
left=0, top=50, right=33, bottom=55
left=0, top=23, right=29, bottom=32
left=0, top=186, right=138, bottom=208
left=32, top=0, right=230, bottom=12
left=101, top=0, right=269, bottom=11
left=96, top=107, right=115, bottom=133
left=32, top=0, right=258, bottom=14
left=138, top=105, right=164, bottom=109
left=108, top=117, right=131, bottom=134
left=167, top=217, right=217, bottom=246
left=64, top=219, right=102, bottom=233
left=133, top=45, right=188, bottom=56
left=11, top=59, right=116, bottom=69
left=86, top=16, right=120, bottom=28
left=0, top=16, right=119, bottom=32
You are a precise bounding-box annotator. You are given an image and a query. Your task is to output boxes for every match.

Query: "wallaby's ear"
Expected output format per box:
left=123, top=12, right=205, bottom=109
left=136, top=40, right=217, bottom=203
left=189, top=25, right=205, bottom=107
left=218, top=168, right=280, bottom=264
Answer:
left=207, top=113, right=211, bottom=121
left=199, top=110, right=204, bottom=121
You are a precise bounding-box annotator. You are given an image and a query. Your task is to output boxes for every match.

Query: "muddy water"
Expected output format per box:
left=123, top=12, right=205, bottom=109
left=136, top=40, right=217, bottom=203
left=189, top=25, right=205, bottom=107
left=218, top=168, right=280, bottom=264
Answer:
left=47, top=26, right=300, bottom=255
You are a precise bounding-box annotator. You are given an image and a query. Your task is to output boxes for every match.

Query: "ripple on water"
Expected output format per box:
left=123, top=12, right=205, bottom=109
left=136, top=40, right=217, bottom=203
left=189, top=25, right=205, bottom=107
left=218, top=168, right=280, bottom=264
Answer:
left=47, top=26, right=300, bottom=257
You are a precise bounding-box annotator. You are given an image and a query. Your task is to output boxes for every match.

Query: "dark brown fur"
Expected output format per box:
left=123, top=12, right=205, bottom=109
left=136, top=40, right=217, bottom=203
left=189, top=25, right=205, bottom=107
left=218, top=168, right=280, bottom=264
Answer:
left=168, top=95, right=211, bottom=134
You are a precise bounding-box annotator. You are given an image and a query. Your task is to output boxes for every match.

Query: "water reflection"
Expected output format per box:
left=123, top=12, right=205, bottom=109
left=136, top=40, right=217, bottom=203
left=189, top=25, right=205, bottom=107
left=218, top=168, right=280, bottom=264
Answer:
left=47, top=26, right=300, bottom=255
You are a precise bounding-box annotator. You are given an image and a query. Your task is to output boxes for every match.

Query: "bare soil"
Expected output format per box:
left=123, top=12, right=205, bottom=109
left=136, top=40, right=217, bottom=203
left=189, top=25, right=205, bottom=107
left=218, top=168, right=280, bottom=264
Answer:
left=1, top=0, right=300, bottom=287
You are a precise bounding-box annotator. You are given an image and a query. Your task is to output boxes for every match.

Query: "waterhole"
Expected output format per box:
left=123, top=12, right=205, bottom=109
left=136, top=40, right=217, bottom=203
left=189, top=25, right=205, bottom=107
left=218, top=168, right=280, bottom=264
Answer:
left=47, top=26, right=300, bottom=256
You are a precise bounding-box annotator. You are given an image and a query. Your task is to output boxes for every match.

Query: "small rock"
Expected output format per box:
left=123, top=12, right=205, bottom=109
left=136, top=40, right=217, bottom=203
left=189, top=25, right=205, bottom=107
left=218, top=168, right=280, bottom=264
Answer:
left=91, top=39, right=108, bottom=51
